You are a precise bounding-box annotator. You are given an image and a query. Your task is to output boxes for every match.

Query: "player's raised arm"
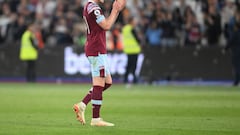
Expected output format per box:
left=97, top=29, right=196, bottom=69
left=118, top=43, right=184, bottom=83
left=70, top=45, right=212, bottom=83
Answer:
left=98, top=0, right=126, bottom=30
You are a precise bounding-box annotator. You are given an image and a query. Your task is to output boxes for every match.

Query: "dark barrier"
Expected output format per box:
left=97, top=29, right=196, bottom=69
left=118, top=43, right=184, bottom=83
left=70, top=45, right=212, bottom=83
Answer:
left=0, top=44, right=233, bottom=81
left=0, top=44, right=144, bottom=80
left=141, top=46, right=232, bottom=82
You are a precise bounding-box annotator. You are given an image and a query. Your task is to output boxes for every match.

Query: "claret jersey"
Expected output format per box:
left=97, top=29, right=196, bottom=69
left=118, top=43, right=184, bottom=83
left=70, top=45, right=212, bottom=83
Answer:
left=83, top=0, right=107, bottom=56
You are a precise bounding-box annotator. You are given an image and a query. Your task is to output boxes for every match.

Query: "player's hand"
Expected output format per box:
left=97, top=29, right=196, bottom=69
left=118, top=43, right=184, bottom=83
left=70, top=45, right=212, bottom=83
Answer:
left=113, top=0, right=126, bottom=12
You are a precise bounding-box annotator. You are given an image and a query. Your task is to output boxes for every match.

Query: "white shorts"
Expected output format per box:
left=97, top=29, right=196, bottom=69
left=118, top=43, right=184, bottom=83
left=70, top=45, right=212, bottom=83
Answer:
left=87, top=54, right=111, bottom=77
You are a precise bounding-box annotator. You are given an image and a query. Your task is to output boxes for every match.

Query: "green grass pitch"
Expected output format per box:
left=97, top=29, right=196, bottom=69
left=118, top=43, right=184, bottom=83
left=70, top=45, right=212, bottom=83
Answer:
left=0, top=83, right=240, bottom=135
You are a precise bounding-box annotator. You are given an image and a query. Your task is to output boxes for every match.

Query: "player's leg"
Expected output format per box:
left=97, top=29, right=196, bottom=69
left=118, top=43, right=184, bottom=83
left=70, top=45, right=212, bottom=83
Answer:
left=131, top=54, right=138, bottom=84
left=90, top=54, right=114, bottom=126
left=26, top=60, right=36, bottom=82
left=74, top=54, right=113, bottom=126
left=104, top=74, right=112, bottom=91
left=26, top=60, right=31, bottom=82
left=79, top=77, right=111, bottom=108
left=73, top=55, right=102, bottom=125
left=124, top=54, right=131, bottom=83
left=30, top=60, right=36, bottom=82
left=80, top=85, right=111, bottom=107
left=74, top=65, right=112, bottom=124
left=73, top=87, right=92, bottom=124
left=81, top=87, right=93, bottom=105
left=91, top=76, right=105, bottom=119
left=90, top=91, right=114, bottom=127
left=103, top=56, right=112, bottom=91
left=80, top=82, right=110, bottom=103
left=233, top=62, right=240, bottom=86
left=234, top=72, right=240, bottom=86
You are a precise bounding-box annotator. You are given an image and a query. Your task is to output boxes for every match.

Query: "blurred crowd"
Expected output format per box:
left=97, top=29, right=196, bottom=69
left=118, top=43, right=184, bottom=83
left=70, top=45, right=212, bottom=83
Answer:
left=0, top=0, right=240, bottom=49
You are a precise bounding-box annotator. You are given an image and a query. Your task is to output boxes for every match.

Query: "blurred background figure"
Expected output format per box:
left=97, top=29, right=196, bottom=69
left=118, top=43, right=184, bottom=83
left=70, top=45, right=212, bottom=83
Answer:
left=122, top=17, right=141, bottom=84
left=225, top=8, right=240, bottom=86
left=0, top=1, right=16, bottom=44
left=19, top=22, right=40, bottom=82
left=145, top=20, right=162, bottom=46
left=203, top=0, right=222, bottom=46
left=184, top=10, right=202, bottom=46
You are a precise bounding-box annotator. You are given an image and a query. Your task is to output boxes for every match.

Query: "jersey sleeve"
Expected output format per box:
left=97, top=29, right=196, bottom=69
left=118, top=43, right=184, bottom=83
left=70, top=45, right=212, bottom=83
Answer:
left=87, top=3, right=105, bottom=24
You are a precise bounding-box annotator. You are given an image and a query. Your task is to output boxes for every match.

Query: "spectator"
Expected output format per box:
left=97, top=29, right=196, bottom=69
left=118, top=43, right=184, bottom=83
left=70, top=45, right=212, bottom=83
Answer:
left=222, top=0, right=236, bottom=27
left=145, top=21, right=162, bottom=46
left=19, top=22, right=39, bottom=82
left=122, top=17, right=141, bottom=84
left=225, top=8, right=240, bottom=86
left=73, top=0, right=84, bottom=18
left=12, top=15, right=27, bottom=41
left=35, top=0, right=56, bottom=31
left=222, top=0, right=236, bottom=40
left=161, top=11, right=177, bottom=47
left=204, top=4, right=222, bottom=45
left=0, top=0, right=239, bottom=48
left=54, top=17, right=73, bottom=45
left=178, top=0, right=188, bottom=17
left=162, top=0, right=175, bottom=13
left=72, top=22, right=86, bottom=47
left=111, top=24, right=123, bottom=51
left=185, top=12, right=202, bottom=45
left=172, top=8, right=184, bottom=46
left=17, top=0, right=35, bottom=19
left=126, top=0, right=143, bottom=22
left=0, top=2, right=15, bottom=43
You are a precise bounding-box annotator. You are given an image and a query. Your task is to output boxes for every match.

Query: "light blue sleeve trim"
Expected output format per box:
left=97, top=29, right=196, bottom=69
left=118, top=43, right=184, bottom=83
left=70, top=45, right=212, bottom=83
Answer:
left=96, top=15, right=105, bottom=24
left=91, top=100, right=102, bottom=105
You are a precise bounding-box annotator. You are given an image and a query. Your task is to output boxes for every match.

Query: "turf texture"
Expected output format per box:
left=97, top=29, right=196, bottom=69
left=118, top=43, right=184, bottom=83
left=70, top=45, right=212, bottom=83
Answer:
left=0, top=83, right=239, bottom=135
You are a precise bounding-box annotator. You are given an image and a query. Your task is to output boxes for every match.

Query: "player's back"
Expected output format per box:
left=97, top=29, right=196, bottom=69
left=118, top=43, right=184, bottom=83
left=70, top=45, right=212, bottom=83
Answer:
left=83, top=1, right=106, bottom=56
